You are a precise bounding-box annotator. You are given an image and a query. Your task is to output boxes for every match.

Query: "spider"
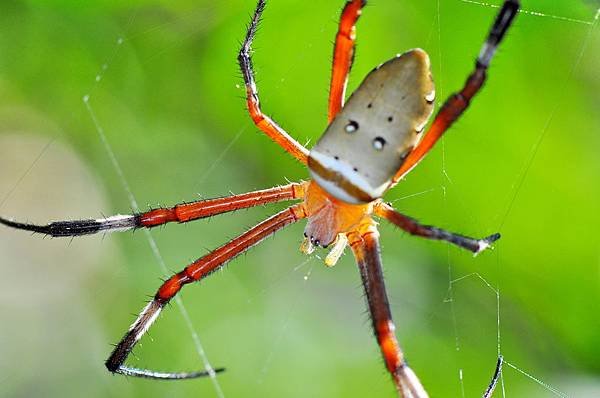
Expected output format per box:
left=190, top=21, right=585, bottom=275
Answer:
left=0, top=0, right=519, bottom=396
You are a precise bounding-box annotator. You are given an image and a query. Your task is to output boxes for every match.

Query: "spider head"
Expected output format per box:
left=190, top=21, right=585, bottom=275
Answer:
left=301, top=181, right=375, bottom=264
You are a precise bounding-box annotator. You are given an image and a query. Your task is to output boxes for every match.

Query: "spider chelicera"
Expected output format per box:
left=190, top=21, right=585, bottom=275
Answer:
left=0, top=0, right=519, bottom=396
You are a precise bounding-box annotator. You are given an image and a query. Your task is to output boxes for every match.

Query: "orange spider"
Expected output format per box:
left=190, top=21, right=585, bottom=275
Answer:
left=0, top=0, right=519, bottom=396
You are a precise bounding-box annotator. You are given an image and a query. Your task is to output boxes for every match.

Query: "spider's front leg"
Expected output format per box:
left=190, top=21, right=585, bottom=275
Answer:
left=391, top=0, right=520, bottom=185
left=349, top=229, right=428, bottom=398
left=238, top=0, right=309, bottom=164
left=0, top=182, right=306, bottom=237
left=106, top=204, right=307, bottom=379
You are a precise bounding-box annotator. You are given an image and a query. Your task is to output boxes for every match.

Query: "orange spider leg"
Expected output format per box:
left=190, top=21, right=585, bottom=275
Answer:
left=328, top=0, right=367, bottom=122
left=238, top=0, right=309, bottom=164
left=140, top=182, right=306, bottom=227
left=0, top=182, right=307, bottom=237
left=374, top=202, right=499, bottom=254
left=391, top=0, right=519, bottom=186
left=349, top=229, right=428, bottom=398
left=390, top=66, right=486, bottom=185
left=105, top=204, right=307, bottom=379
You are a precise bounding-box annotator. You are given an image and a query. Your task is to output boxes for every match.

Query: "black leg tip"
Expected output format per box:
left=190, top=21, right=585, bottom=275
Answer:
left=485, top=233, right=501, bottom=244
left=474, top=233, right=501, bottom=255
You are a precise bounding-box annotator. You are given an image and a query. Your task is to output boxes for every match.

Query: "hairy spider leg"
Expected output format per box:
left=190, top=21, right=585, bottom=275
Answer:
left=328, top=0, right=367, bottom=122
left=0, top=182, right=306, bottom=237
left=350, top=230, right=429, bottom=398
left=374, top=202, right=500, bottom=255
left=106, top=204, right=307, bottom=379
left=238, top=0, right=309, bottom=164
left=390, top=0, right=520, bottom=186
left=140, top=182, right=305, bottom=227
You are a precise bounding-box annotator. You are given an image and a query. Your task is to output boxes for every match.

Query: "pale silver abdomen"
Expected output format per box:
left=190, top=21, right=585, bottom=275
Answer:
left=308, top=48, right=435, bottom=204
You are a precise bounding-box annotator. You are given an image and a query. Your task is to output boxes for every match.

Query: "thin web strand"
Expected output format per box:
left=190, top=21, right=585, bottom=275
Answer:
left=491, top=6, right=599, bottom=398
left=436, top=1, right=466, bottom=394
left=496, top=251, right=501, bottom=358
left=257, top=259, right=314, bottom=384
left=460, top=0, right=594, bottom=25
left=0, top=138, right=54, bottom=209
left=504, top=361, right=570, bottom=398
left=389, top=187, right=438, bottom=204
left=497, top=250, right=506, bottom=398
left=196, top=125, right=247, bottom=188
left=249, top=255, right=312, bottom=303
left=446, top=269, right=503, bottom=395
left=82, top=37, right=225, bottom=397
left=497, top=6, right=600, bottom=230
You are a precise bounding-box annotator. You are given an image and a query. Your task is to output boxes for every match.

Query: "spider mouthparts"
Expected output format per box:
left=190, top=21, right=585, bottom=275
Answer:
left=324, top=234, right=349, bottom=267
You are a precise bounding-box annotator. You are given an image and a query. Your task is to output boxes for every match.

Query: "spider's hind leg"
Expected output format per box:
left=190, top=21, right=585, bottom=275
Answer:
left=350, top=229, right=429, bottom=397
left=106, top=204, right=307, bottom=380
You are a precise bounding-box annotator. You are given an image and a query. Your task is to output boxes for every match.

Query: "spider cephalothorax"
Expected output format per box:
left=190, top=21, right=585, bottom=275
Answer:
left=303, top=180, right=374, bottom=250
left=0, top=0, right=519, bottom=396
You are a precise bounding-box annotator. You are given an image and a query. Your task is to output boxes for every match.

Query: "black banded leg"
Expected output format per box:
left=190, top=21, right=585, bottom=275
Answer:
left=374, top=202, right=499, bottom=254
left=483, top=355, right=504, bottom=398
left=106, top=205, right=305, bottom=380
left=350, top=230, right=428, bottom=397
left=391, top=0, right=520, bottom=184
left=0, top=182, right=305, bottom=238
left=106, top=300, right=225, bottom=380
left=0, top=214, right=137, bottom=237
left=478, top=0, right=520, bottom=67
left=238, top=0, right=310, bottom=163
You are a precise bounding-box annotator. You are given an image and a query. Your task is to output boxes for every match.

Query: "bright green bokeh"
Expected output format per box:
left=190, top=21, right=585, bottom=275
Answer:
left=0, top=1, right=598, bottom=397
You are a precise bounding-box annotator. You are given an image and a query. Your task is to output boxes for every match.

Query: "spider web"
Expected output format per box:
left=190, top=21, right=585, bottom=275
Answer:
left=0, top=1, right=598, bottom=397
left=83, top=85, right=225, bottom=397
left=436, top=2, right=599, bottom=398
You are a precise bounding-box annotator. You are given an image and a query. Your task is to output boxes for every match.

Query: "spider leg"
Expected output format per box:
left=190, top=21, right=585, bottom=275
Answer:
left=105, top=204, right=307, bottom=379
left=375, top=202, right=499, bottom=255
left=483, top=355, right=504, bottom=398
left=350, top=229, right=428, bottom=398
left=238, top=0, right=309, bottom=164
left=390, top=0, right=520, bottom=186
left=0, top=182, right=306, bottom=237
left=328, top=0, right=366, bottom=122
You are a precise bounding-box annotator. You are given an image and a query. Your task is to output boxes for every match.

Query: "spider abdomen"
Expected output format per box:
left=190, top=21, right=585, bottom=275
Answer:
left=308, top=48, right=435, bottom=204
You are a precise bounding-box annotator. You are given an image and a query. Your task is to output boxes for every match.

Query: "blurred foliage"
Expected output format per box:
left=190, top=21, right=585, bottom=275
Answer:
left=0, top=0, right=598, bottom=397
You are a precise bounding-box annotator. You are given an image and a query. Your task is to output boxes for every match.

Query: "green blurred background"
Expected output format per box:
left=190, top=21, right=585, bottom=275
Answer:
left=0, top=0, right=598, bottom=397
